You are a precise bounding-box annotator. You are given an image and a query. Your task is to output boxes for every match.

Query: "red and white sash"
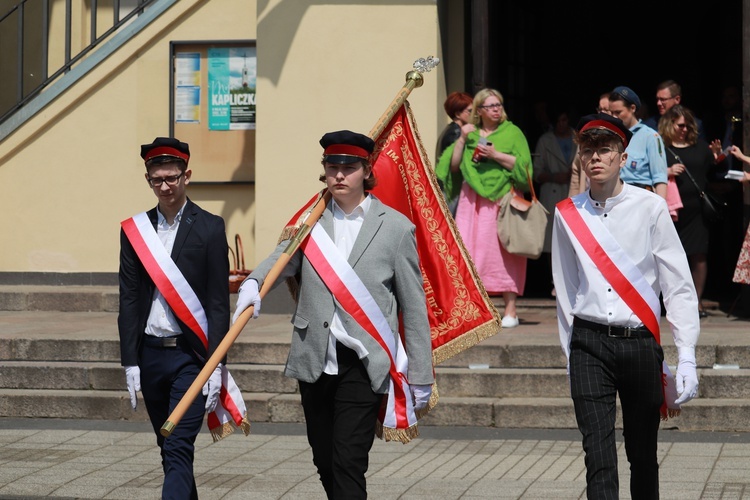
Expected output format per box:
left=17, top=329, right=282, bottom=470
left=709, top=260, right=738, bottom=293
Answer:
left=557, top=198, right=660, bottom=339
left=121, top=212, right=250, bottom=440
left=557, top=198, right=680, bottom=417
left=300, top=223, right=419, bottom=442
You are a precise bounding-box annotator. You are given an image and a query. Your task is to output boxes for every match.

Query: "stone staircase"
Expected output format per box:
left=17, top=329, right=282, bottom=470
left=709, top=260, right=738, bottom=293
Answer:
left=1, top=285, right=750, bottom=432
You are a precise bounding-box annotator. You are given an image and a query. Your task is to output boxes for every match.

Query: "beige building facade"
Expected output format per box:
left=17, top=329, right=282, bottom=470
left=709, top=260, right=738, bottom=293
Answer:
left=0, top=0, right=465, bottom=281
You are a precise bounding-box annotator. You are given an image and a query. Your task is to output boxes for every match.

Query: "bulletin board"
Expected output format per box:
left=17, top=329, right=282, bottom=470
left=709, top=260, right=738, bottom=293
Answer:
left=169, top=40, right=256, bottom=184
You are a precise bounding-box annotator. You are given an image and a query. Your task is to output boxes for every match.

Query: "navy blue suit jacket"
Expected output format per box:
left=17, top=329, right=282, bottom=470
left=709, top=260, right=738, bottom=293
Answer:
left=118, top=198, right=229, bottom=366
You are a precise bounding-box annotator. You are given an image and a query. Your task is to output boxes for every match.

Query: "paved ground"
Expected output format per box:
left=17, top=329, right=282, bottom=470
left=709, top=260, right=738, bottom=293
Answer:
left=2, top=418, right=750, bottom=499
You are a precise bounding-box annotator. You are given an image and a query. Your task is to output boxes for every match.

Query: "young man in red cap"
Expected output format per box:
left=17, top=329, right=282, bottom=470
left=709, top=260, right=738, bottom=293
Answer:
left=118, top=137, right=230, bottom=499
left=551, top=115, right=700, bottom=499
left=233, top=130, right=434, bottom=499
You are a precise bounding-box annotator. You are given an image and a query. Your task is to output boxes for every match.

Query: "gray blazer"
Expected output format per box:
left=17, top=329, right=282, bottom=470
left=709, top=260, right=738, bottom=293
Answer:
left=249, top=196, right=434, bottom=394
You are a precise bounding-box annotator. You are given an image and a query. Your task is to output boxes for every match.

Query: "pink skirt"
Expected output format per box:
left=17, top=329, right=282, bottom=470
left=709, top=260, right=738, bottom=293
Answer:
left=454, top=183, right=526, bottom=295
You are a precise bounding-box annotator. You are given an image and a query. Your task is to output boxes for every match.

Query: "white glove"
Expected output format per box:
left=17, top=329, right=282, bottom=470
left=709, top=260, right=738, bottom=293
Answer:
left=125, top=366, right=141, bottom=410
left=662, top=361, right=682, bottom=418
left=674, top=349, right=699, bottom=405
left=202, top=364, right=223, bottom=413
left=411, top=384, right=432, bottom=410
left=232, top=279, right=261, bottom=324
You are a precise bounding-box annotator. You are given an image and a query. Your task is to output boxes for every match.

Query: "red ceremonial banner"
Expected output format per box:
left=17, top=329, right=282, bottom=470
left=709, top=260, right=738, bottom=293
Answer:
left=281, top=103, right=500, bottom=365
left=369, top=103, right=500, bottom=363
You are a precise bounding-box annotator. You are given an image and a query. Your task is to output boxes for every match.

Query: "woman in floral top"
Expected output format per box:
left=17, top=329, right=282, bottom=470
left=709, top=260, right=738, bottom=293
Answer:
left=728, top=146, right=750, bottom=285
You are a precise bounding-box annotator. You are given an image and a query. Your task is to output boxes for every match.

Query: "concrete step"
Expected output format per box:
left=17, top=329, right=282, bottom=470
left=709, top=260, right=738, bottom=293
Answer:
left=436, top=342, right=750, bottom=369
left=0, top=361, right=298, bottom=394
left=1, top=388, right=749, bottom=433
left=0, top=337, right=294, bottom=365
left=2, top=361, right=750, bottom=400
left=0, top=285, right=313, bottom=315
left=423, top=396, right=750, bottom=432
left=1, top=292, right=747, bottom=432
left=437, top=367, right=750, bottom=399
left=0, top=286, right=120, bottom=312
left=2, top=334, right=749, bottom=369
left=0, top=285, right=559, bottom=314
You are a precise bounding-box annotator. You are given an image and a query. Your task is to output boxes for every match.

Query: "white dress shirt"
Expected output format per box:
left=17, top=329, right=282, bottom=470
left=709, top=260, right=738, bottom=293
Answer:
left=322, top=195, right=372, bottom=374
left=551, top=183, right=700, bottom=360
left=145, top=202, right=186, bottom=338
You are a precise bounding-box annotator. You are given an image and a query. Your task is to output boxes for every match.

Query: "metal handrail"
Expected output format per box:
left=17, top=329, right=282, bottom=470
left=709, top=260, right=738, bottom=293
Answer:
left=0, top=0, right=156, bottom=126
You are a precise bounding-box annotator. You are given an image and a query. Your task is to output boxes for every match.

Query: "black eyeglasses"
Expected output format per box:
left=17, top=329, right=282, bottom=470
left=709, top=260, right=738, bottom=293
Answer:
left=675, top=123, right=687, bottom=129
left=147, top=172, right=184, bottom=188
left=478, top=103, right=503, bottom=110
left=656, top=96, right=676, bottom=103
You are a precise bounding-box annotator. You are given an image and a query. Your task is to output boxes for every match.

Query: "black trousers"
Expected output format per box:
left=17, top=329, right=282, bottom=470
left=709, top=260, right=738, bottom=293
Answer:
left=140, top=336, right=206, bottom=500
left=299, top=343, right=383, bottom=500
left=569, top=323, right=664, bottom=500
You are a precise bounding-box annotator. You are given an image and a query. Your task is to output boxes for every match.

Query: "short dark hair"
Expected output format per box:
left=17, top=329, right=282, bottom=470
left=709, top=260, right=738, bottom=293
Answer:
left=657, top=79, right=681, bottom=98
left=576, top=128, right=625, bottom=149
left=443, top=91, right=473, bottom=120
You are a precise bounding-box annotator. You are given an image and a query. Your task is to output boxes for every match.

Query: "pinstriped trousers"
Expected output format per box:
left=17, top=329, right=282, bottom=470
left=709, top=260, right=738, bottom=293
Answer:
left=569, top=325, right=664, bottom=500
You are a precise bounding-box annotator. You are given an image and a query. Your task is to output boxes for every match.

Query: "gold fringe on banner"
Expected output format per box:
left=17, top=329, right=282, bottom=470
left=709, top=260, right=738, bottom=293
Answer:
left=376, top=422, right=421, bottom=444
left=209, top=414, right=252, bottom=443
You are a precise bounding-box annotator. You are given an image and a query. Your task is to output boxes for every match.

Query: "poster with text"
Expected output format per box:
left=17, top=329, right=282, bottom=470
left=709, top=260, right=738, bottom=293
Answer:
left=208, top=47, right=256, bottom=130
left=174, top=52, right=201, bottom=123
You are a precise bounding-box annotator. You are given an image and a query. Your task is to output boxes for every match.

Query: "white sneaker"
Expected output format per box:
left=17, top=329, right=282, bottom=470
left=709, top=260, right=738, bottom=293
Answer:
left=501, top=315, right=519, bottom=328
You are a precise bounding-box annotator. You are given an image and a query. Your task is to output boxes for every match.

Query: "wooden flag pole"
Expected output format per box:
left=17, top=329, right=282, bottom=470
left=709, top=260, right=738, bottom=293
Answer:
left=160, top=55, right=439, bottom=437
left=160, top=190, right=331, bottom=437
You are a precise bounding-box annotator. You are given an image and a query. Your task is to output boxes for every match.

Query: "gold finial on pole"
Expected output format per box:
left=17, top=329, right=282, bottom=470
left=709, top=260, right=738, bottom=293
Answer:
left=369, top=56, right=440, bottom=140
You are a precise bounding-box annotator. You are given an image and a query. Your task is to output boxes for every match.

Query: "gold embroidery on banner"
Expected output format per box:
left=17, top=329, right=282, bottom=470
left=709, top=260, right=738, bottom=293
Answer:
left=375, top=103, right=501, bottom=364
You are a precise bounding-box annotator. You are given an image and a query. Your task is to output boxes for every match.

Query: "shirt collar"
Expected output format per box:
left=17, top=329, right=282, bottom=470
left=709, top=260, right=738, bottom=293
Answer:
left=332, top=194, right=371, bottom=220
left=156, top=201, right=187, bottom=227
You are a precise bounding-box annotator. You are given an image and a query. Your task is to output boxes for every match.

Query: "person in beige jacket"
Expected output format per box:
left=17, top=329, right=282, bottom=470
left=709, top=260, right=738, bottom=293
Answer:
left=534, top=107, right=577, bottom=254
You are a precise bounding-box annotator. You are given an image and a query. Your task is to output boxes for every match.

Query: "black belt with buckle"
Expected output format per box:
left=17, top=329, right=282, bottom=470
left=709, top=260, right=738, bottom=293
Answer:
left=573, top=317, right=652, bottom=338
left=143, top=335, right=183, bottom=348
left=630, top=183, right=654, bottom=192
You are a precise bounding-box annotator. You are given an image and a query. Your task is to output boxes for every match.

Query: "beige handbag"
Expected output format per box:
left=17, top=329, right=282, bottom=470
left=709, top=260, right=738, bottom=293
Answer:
left=496, top=168, right=548, bottom=260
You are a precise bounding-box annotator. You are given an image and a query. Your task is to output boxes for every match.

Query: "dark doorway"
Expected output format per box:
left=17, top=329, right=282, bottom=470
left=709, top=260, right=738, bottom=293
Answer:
left=459, top=0, right=745, bottom=302
left=467, top=0, right=742, bottom=137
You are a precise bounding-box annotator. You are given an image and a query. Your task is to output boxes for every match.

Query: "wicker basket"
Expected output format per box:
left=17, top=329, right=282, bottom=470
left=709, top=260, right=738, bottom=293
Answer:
left=228, top=234, right=251, bottom=293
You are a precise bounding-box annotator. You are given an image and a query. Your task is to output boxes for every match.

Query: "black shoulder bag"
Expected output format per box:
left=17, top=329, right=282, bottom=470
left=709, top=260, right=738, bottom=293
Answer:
left=668, top=148, right=726, bottom=224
